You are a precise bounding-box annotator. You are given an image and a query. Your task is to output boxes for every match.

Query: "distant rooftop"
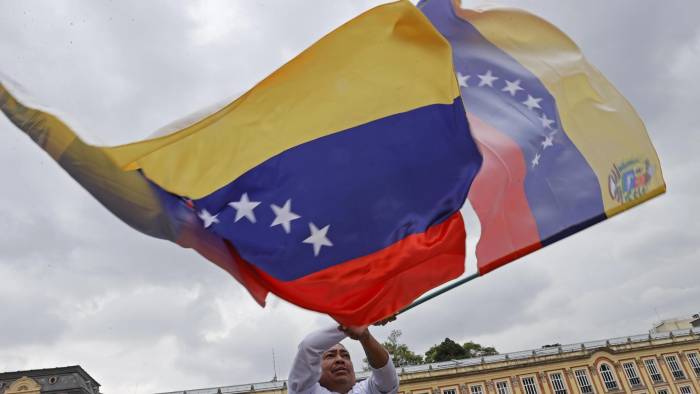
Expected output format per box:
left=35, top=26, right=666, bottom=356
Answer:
left=651, top=312, right=700, bottom=333
left=155, top=327, right=700, bottom=394
left=0, top=365, right=100, bottom=387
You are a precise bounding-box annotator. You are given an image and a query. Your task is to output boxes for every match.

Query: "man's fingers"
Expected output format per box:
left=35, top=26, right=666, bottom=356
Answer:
left=338, top=325, right=370, bottom=340
left=373, top=314, right=397, bottom=326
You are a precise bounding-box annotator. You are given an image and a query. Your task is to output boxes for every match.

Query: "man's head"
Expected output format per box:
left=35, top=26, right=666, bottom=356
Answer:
left=319, top=343, right=356, bottom=393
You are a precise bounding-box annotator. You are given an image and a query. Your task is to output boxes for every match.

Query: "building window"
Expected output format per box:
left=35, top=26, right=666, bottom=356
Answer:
left=679, top=386, right=693, bottom=394
left=656, top=389, right=669, bottom=394
left=521, top=376, right=538, bottom=394
left=549, top=372, right=568, bottom=394
left=599, top=363, right=619, bottom=391
left=470, top=385, right=484, bottom=394
left=644, top=358, right=665, bottom=384
left=575, top=369, right=595, bottom=394
left=622, top=362, right=642, bottom=387
left=496, top=381, right=510, bottom=394
left=442, top=389, right=457, bottom=394
left=687, top=352, right=700, bottom=377
left=665, top=355, right=686, bottom=380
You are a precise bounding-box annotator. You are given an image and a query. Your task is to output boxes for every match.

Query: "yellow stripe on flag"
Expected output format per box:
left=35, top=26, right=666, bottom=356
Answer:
left=104, top=0, right=459, bottom=199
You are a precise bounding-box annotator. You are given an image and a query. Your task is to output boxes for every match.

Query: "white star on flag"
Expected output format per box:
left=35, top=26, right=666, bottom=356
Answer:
left=270, top=199, right=301, bottom=234
left=303, top=223, right=333, bottom=256
left=229, top=193, right=261, bottom=223
left=502, top=79, right=524, bottom=96
left=198, top=209, right=219, bottom=228
left=539, top=113, right=555, bottom=129
left=477, top=70, right=499, bottom=87
left=541, top=135, right=554, bottom=149
left=531, top=153, right=541, bottom=168
left=522, top=94, right=542, bottom=111
left=457, top=72, right=470, bottom=88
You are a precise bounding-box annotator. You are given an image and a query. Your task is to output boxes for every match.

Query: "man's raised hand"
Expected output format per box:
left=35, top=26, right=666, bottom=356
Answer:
left=338, top=325, right=370, bottom=341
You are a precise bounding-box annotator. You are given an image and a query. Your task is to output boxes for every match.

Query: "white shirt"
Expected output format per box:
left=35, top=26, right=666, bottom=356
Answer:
left=288, top=326, right=399, bottom=394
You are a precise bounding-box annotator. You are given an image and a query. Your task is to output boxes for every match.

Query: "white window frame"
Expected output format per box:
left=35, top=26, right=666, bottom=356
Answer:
left=442, top=389, right=457, bottom=394
left=644, top=358, right=665, bottom=384
left=495, top=380, right=511, bottom=394
left=521, top=376, right=539, bottom=394
left=469, top=384, right=484, bottom=394
left=665, top=354, right=687, bottom=380
left=548, top=372, right=568, bottom=394
left=686, top=352, right=700, bottom=377
left=655, top=389, right=669, bottom=394
left=599, top=363, right=619, bottom=391
left=622, top=361, right=643, bottom=387
left=574, top=369, right=595, bottom=394
left=679, top=386, right=693, bottom=394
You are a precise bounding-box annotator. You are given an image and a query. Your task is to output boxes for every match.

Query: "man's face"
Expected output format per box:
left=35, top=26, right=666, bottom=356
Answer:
left=319, top=343, right=356, bottom=393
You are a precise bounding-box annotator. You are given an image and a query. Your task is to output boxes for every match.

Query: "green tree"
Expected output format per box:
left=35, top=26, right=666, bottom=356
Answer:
left=364, top=330, right=423, bottom=369
left=425, top=339, right=499, bottom=363
left=541, top=343, right=561, bottom=349
left=424, top=338, right=467, bottom=362
left=463, top=341, right=499, bottom=357
left=384, top=330, right=424, bottom=366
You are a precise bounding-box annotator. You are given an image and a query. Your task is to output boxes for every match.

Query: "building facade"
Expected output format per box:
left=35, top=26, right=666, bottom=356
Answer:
left=0, top=366, right=100, bottom=394
left=160, top=328, right=700, bottom=394
left=395, top=328, right=700, bottom=394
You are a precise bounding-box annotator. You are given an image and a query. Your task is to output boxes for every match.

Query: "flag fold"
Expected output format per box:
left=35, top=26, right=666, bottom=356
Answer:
left=419, top=0, right=665, bottom=275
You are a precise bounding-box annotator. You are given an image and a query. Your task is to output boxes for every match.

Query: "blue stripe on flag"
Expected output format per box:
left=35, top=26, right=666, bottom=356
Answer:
left=192, top=98, right=481, bottom=281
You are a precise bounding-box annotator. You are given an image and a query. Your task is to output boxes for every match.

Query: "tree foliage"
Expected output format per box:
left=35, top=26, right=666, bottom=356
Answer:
left=384, top=329, right=424, bottom=366
left=368, top=332, right=499, bottom=368
left=424, top=338, right=499, bottom=363
left=541, top=343, right=562, bottom=348
left=463, top=341, right=499, bottom=357
left=425, top=338, right=467, bottom=363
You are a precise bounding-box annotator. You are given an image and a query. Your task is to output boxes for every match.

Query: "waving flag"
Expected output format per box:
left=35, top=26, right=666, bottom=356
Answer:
left=419, top=0, right=665, bottom=275
left=0, top=1, right=481, bottom=325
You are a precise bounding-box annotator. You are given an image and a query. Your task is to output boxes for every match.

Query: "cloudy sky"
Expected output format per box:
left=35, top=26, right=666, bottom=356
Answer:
left=1, top=1, right=699, bottom=393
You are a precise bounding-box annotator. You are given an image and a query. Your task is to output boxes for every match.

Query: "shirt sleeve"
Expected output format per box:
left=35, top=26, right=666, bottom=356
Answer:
left=365, top=357, right=399, bottom=394
left=288, top=325, right=347, bottom=394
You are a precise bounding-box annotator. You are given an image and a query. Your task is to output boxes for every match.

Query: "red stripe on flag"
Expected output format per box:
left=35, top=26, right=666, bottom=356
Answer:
left=467, top=113, right=542, bottom=274
left=223, top=212, right=467, bottom=325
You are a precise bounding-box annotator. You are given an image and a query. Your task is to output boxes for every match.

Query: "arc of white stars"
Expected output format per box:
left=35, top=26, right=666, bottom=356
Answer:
left=539, top=113, right=555, bottom=129
left=531, top=153, right=541, bottom=168
left=477, top=70, right=499, bottom=87
left=198, top=209, right=219, bottom=228
left=270, top=199, right=301, bottom=234
left=522, top=95, right=542, bottom=111
left=228, top=192, right=261, bottom=223
left=303, top=223, right=333, bottom=256
left=502, top=79, right=524, bottom=96
left=457, top=72, right=470, bottom=88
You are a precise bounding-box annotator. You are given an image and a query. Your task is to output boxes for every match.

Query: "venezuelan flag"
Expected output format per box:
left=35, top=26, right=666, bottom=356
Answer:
left=419, top=0, right=666, bottom=275
left=0, top=1, right=482, bottom=325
